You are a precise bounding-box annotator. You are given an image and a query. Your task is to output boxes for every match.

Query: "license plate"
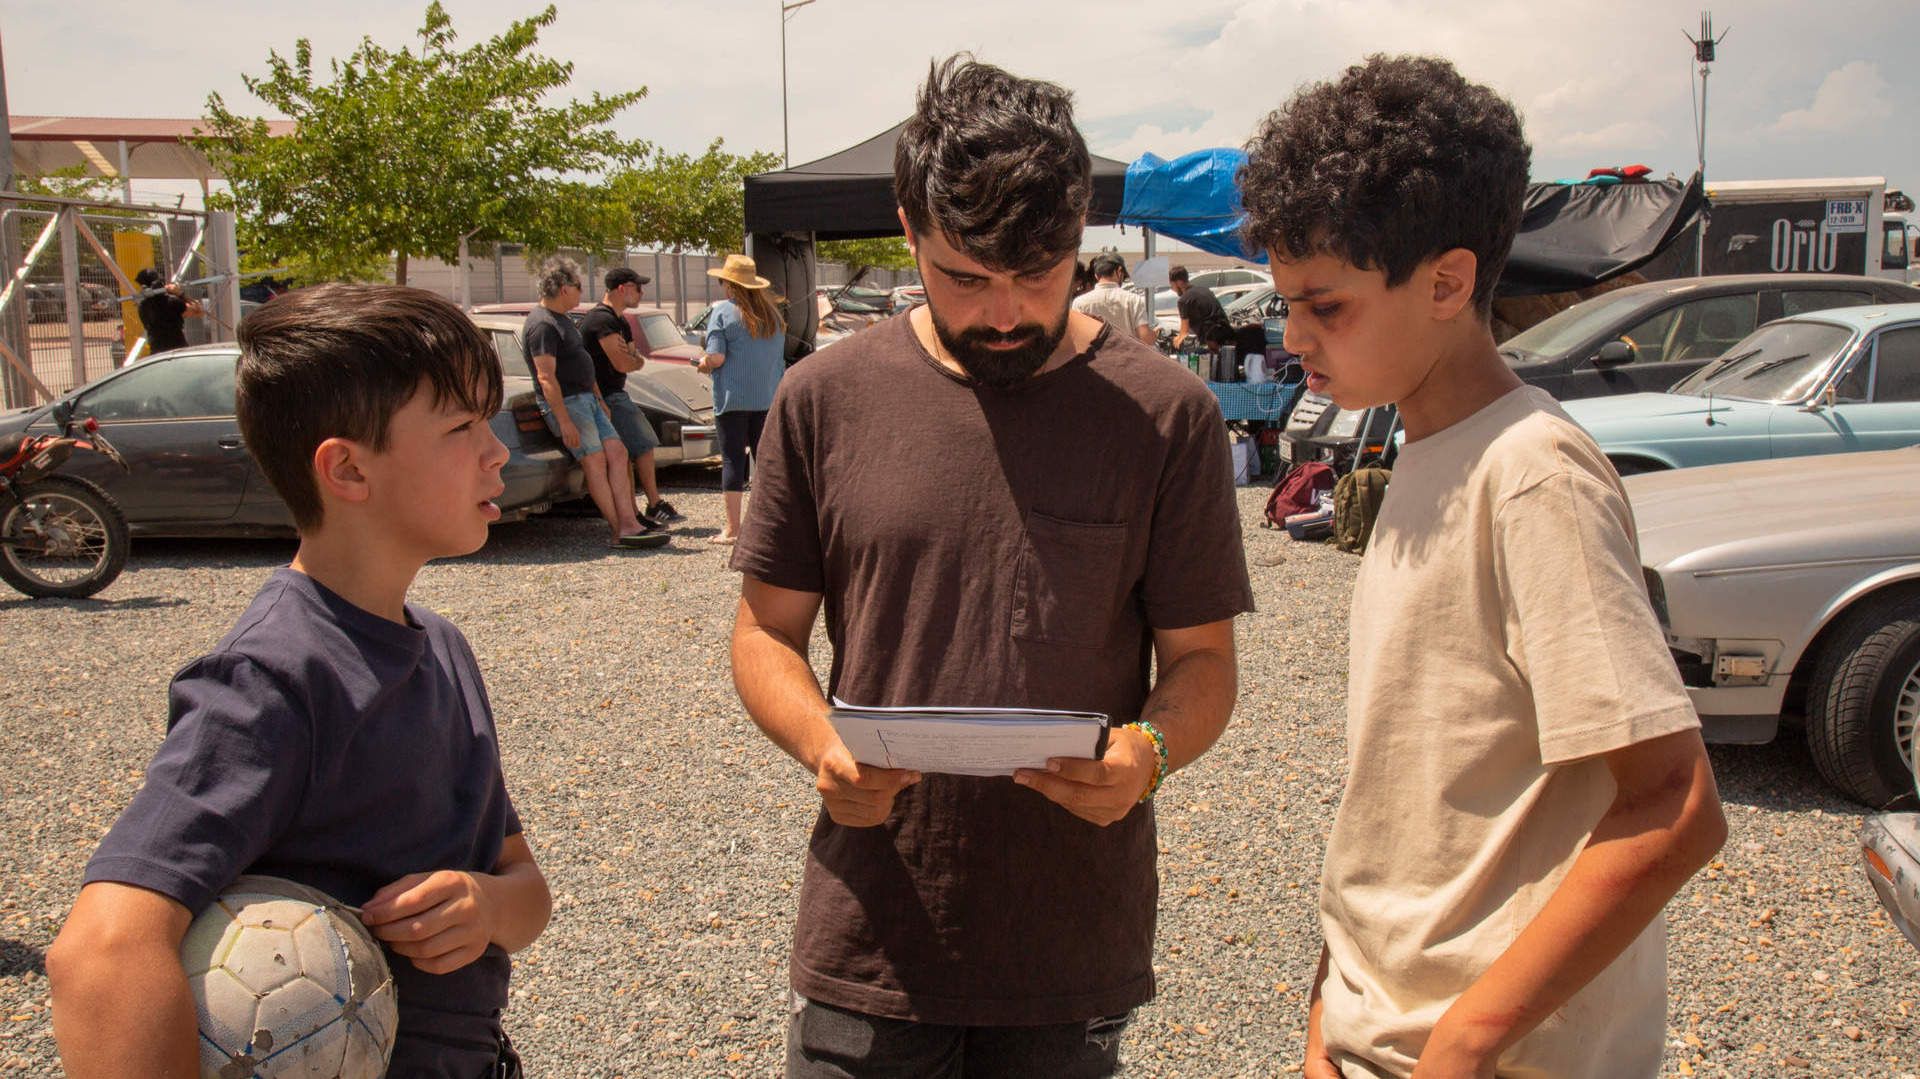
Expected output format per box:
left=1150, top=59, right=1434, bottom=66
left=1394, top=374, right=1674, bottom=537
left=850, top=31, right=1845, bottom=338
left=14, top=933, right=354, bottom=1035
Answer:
left=1279, top=440, right=1298, bottom=464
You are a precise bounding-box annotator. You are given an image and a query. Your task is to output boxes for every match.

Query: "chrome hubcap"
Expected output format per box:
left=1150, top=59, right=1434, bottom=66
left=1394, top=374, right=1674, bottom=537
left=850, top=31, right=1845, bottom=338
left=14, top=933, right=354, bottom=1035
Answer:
left=1898, top=654, right=1919, bottom=777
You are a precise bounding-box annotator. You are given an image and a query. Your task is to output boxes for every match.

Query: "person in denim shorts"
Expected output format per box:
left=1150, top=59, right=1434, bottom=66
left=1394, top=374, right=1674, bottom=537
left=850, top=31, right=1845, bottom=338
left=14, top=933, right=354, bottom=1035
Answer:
left=579, top=267, right=681, bottom=526
left=522, top=258, right=664, bottom=549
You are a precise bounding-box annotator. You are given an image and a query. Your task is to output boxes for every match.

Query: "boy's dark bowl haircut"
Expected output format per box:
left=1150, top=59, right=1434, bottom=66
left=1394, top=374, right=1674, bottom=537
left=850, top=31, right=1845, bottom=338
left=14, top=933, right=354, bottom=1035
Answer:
left=1239, top=54, right=1532, bottom=314
left=236, top=284, right=503, bottom=530
left=894, top=54, right=1091, bottom=275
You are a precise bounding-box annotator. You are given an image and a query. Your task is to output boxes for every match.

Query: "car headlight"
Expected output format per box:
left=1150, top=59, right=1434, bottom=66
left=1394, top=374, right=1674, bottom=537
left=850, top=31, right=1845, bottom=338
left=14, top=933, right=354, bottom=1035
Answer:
left=1642, top=567, right=1670, bottom=628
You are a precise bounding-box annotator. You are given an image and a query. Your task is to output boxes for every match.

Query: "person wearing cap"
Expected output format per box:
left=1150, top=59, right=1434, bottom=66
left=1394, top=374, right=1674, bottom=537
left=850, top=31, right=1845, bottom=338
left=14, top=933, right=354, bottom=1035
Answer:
left=696, top=254, right=787, bottom=546
left=579, top=266, right=682, bottom=527
left=133, top=267, right=202, bottom=356
left=1071, top=253, right=1155, bottom=346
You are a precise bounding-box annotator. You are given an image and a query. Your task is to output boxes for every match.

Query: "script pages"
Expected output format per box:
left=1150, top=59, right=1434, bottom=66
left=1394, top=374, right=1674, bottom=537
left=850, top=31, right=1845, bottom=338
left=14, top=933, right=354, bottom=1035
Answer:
left=828, top=700, right=1110, bottom=777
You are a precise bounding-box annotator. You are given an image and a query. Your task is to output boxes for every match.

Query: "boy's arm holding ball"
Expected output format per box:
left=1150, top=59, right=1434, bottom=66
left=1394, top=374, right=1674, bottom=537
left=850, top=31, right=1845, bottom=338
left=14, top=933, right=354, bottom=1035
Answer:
left=360, top=832, right=550, bottom=975
left=47, top=882, right=198, bottom=1078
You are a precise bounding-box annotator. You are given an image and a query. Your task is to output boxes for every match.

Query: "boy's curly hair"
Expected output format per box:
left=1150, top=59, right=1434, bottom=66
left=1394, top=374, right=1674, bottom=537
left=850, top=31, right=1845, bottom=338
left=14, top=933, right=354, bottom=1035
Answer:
left=1239, top=55, right=1531, bottom=314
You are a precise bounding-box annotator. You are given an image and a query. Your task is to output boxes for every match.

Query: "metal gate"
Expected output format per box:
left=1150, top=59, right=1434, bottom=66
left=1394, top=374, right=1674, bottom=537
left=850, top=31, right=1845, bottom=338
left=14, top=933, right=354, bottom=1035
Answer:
left=0, top=193, right=239, bottom=409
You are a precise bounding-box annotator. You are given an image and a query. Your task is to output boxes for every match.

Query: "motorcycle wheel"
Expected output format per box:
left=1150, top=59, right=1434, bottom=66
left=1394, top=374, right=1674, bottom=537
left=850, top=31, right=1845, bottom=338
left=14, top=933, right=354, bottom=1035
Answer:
left=0, top=476, right=131, bottom=599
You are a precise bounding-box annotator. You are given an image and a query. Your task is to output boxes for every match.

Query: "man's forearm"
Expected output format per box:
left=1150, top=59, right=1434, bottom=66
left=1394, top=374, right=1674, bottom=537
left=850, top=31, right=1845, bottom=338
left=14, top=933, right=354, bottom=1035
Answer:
left=53, top=948, right=199, bottom=1077
left=1429, top=750, right=1724, bottom=1062
left=536, top=372, right=568, bottom=415
left=731, top=602, right=833, bottom=773
left=1139, top=643, right=1237, bottom=774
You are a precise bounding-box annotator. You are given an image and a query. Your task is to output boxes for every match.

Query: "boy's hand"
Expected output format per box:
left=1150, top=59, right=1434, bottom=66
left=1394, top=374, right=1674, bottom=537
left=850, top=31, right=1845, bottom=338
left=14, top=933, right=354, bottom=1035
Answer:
left=1303, top=949, right=1340, bottom=1079
left=1013, top=726, right=1156, bottom=826
left=815, top=741, right=919, bottom=827
left=558, top=419, right=581, bottom=450
left=1409, top=1025, right=1497, bottom=1079
left=360, top=870, right=495, bottom=975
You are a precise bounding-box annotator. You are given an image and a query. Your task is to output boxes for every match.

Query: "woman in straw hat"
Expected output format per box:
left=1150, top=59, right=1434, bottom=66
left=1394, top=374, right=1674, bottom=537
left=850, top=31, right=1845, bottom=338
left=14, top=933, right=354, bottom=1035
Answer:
left=697, top=254, right=788, bottom=544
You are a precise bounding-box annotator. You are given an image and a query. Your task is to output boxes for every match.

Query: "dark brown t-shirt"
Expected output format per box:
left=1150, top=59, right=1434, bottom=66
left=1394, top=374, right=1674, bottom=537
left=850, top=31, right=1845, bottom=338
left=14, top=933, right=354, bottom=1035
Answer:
left=731, top=313, right=1254, bottom=1026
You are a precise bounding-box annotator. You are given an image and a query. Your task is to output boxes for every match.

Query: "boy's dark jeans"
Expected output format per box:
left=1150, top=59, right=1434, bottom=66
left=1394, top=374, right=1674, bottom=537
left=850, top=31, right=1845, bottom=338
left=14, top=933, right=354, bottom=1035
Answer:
left=381, top=1029, right=520, bottom=1078
left=785, top=994, right=1130, bottom=1078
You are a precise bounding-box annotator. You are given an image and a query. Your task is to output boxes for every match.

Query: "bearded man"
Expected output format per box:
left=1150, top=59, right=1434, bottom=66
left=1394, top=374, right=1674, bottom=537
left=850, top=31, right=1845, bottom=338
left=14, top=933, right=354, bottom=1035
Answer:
left=726, top=54, right=1253, bottom=1077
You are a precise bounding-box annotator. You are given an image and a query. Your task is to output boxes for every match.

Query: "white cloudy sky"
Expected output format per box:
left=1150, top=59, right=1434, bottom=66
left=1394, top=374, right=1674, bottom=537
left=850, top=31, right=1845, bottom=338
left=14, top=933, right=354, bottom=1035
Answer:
left=7, top=0, right=1918, bottom=223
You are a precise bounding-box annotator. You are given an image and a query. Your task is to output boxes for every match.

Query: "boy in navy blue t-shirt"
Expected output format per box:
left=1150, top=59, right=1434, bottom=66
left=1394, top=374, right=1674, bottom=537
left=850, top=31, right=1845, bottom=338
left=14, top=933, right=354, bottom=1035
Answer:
left=48, top=285, right=552, bottom=1078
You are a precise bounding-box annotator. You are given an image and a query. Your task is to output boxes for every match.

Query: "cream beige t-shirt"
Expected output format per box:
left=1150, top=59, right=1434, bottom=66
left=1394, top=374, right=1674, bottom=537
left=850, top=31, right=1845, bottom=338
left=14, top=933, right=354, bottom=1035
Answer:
left=1072, top=281, right=1150, bottom=338
left=1319, top=386, right=1699, bottom=1079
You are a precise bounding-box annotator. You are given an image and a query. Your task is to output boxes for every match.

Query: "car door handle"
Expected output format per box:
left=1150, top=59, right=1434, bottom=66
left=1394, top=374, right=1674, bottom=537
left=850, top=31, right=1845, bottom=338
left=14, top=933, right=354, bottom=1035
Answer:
left=218, top=435, right=245, bottom=449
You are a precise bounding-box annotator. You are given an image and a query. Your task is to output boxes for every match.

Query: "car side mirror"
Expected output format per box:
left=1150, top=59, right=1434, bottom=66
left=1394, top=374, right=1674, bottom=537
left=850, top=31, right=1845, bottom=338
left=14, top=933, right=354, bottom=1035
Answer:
left=1802, top=385, right=1839, bottom=413
left=49, top=398, right=74, bottom=430
left=1592, top=340, right=1635, bottom=367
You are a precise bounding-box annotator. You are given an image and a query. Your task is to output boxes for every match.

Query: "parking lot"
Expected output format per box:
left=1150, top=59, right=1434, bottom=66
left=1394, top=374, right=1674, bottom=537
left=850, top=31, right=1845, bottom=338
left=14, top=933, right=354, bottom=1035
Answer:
left=0, top=482, right=1914, bottom=1077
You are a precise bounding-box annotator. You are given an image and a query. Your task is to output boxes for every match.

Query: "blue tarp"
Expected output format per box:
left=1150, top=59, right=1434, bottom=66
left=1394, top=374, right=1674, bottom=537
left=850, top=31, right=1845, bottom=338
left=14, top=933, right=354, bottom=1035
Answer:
left=1118, top=148, right=1705, bottom=296
left=1118, top=149, right=1262, bottom=262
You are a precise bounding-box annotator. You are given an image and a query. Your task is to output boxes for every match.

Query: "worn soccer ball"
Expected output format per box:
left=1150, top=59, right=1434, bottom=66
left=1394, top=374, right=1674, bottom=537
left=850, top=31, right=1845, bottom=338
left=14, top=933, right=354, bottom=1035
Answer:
left=180, top=875, right=398, bottom=1079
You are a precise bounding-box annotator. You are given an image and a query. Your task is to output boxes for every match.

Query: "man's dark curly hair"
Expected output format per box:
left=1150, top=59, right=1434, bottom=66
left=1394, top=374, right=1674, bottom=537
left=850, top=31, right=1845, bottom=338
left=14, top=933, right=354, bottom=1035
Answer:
left=1239, top=55, right=1531, bottom=315
left=895, top=54, right=1090, bottom=274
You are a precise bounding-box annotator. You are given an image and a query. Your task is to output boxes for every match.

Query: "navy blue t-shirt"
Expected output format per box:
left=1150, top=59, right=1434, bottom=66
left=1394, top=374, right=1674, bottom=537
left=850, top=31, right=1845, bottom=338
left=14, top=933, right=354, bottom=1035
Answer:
left=85, top=568, right=523, bottom=1072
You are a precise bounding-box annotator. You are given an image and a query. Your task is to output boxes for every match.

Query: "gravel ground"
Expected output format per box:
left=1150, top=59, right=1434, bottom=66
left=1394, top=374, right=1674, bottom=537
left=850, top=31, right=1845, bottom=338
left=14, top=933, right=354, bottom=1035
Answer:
left=1, top=477, right=1915, bottom=1077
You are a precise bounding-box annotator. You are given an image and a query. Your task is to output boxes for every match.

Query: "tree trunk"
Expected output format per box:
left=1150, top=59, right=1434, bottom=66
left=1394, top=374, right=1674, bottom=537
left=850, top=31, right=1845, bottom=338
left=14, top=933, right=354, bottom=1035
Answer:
left=671, top=248, right=687, bottom=326
left=395, top=252, right=409, bottom=287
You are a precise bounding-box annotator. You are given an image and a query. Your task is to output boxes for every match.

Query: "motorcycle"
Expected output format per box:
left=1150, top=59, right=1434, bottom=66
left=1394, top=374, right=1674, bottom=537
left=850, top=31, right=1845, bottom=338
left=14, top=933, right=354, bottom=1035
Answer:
left=0, top=409, right=131, bottom=599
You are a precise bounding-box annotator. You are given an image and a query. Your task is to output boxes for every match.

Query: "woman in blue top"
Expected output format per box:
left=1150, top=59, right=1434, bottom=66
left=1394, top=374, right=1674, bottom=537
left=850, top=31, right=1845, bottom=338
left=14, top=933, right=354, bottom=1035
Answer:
left=698, top=254, right=787, bottom=545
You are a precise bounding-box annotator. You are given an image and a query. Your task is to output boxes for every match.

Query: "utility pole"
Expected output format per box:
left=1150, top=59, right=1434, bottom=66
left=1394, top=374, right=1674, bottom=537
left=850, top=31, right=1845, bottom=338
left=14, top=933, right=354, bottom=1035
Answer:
left=0, top=25, right=14, bottom=192
left=780, top=0, right=816, bottom=167
left=1685, top=11, right=1729, bottom=276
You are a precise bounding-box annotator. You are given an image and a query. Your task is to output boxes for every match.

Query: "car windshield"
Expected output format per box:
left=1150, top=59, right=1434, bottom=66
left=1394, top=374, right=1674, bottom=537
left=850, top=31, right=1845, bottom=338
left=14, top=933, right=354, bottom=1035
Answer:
left=1500, top=292, right=1657, bottom=360
left=1668, top=320, right=1856, bottom=402
left=637, top=314, right=683, bottom=351
left=1224, top=287, right=1275, bottom=317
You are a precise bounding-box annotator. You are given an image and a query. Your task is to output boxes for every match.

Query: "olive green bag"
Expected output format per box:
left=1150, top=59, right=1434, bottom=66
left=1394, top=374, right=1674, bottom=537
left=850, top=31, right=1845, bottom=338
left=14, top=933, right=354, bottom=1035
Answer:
left=1331, top=467, right=1391, bottom=554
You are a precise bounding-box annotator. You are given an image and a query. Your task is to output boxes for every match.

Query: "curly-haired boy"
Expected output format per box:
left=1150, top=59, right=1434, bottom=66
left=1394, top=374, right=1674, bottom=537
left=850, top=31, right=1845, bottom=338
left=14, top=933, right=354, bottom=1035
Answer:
left=1241, top=56, right=1727, bottom=1079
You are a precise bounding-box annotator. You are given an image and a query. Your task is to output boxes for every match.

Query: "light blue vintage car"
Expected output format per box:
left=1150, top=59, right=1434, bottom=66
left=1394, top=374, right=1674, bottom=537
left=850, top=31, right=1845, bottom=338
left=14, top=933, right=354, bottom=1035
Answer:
left=1562, top=302, right=1920, bottom=473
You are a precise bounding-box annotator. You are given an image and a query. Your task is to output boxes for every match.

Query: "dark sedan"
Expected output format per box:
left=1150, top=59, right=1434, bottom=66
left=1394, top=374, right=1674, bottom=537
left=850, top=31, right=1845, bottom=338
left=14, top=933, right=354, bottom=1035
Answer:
left=0, top=346, right=582, bottom=537
left=1499, top=273, right=1920, bottom=401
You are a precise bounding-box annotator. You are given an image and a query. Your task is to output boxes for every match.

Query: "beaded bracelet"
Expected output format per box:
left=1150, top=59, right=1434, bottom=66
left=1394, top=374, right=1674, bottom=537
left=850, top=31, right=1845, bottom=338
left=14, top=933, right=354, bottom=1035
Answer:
left=1125, top=720, right=1169, bottom=803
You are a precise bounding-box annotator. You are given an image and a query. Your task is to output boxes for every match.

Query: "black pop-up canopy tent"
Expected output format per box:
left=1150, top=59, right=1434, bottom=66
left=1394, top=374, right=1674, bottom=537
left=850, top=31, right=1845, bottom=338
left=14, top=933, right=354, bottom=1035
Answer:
left=743, top=121, right=1132, bottom=353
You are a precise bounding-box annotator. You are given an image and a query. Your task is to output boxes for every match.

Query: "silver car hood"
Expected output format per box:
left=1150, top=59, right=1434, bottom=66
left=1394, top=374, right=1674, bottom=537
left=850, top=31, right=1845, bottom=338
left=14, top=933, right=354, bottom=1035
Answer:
left=1626, top=447, right=1920, bottom=573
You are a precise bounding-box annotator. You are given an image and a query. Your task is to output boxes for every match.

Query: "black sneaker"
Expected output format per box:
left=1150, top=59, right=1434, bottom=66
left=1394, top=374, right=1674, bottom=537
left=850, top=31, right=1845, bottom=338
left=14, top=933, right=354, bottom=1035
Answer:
left=646, top=499, right=684, bottom=522
left=634, top=511, right=668, bottom=532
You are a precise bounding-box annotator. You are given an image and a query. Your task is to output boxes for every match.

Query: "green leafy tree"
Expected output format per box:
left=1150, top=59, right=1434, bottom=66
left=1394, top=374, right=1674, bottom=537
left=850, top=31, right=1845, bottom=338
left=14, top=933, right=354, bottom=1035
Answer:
left=601, top=139, right=781, bottom=312
left=199, top=3, right=648, bottom=284
left=819, top=236, right=916, bottom=280
left=604, top=139, right=782, bottom=254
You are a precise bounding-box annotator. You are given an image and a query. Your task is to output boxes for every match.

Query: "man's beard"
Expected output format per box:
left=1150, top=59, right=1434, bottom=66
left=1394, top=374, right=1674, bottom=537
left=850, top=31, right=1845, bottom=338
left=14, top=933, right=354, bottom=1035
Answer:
left=929, top=301, right=1072, bottom=389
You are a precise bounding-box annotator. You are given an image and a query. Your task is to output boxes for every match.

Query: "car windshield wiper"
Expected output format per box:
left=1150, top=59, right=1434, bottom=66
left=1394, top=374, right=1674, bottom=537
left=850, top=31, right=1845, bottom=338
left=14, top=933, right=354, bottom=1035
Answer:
left=1691, top=346, right=1762, bottom=382
left=1736, top=353, right=1812, bottom=380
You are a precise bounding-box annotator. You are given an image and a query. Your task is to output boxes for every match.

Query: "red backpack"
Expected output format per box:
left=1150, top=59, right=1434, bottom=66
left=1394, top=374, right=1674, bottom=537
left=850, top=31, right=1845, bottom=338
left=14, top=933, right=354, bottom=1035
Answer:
left=1264, top=462, right=1335, bottom=528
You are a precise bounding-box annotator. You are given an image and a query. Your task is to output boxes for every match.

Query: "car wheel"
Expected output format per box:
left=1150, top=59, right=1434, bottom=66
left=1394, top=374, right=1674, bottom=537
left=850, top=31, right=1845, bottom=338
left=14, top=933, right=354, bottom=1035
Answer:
left=1609, top=457, right=1662, bottom=477
left=1806, top=593, right=1920, bottom=807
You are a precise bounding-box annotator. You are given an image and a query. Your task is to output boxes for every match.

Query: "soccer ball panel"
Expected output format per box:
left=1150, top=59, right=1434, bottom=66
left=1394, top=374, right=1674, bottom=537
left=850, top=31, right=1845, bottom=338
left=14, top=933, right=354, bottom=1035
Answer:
left=223, top=923, right=302, bottom=995
left=350, top=980, right=398, bottom=1057
left=253, top=985, right=348, bottom=1078
left=180, top=905, right=237, bottom=977
left=289, top=912, right=351, bottom=995
left=189, top=967, right=257, bottom=1055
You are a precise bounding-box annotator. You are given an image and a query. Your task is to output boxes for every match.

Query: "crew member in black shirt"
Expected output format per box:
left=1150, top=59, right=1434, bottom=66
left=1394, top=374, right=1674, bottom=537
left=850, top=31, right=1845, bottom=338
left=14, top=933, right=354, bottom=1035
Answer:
left=578, top=267, right=680, bottom=526
left=133, top=267, right=202, bottom=356
left=1169, top=264, right=1231, bottom=352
